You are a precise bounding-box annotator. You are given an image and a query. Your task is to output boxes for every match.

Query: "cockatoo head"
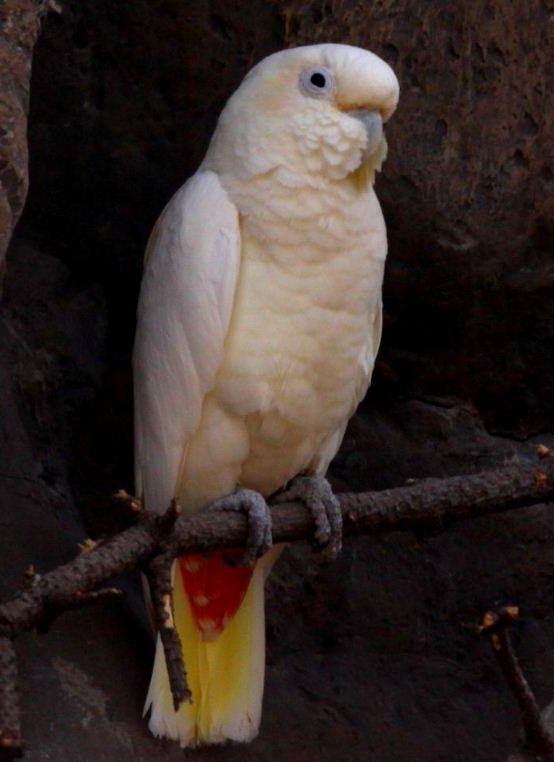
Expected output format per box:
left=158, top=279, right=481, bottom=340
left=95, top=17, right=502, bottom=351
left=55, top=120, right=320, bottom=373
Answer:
left=204, top=44, right=399, bottom=184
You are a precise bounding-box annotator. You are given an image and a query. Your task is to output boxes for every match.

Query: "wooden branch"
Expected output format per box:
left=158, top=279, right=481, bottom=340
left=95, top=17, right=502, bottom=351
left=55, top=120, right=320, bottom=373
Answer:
left=145, top=499, right=191, bottom=708
left=480, top=606, right=554, bottom=761
left=0, top=457, right=553, bottom=758
left=0, top=638, right=20, bottom=759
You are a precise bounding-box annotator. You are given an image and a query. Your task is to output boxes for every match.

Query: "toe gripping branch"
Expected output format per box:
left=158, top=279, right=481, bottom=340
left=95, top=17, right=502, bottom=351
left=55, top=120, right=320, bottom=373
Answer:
left=273, top=476, right=342, bottom=559
left=206, top=488, right=273, bottom=566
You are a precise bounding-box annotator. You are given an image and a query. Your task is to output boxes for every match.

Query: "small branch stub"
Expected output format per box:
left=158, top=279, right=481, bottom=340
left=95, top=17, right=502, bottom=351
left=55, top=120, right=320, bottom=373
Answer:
left=480, top=606, right=554, bottom=761
left=0, top=638, right=21, bottom=760
left=112, top=489, right=143, bottom=519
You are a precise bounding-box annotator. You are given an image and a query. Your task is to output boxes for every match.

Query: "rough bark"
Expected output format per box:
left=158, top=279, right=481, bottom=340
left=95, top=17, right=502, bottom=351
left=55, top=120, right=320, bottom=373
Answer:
left=4, top=457, right=554, bottom=639
left=0, top=638, right=20, bottom=759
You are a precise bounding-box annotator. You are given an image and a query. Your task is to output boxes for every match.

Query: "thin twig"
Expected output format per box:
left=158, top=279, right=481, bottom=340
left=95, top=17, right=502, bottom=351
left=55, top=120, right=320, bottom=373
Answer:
left=111, top=489, right=144, bottom=520
left=480, top=606, right=554, bottom=761
left=0, top=638, right=21, bottom=760
left=146, top=500, right=191, bottom=709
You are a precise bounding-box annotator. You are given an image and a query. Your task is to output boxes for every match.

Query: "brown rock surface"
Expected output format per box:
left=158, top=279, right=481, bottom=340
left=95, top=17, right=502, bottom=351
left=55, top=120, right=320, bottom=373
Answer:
left=0, top=0, right=47, bottom=284
left=1, top=1, right=554, bottom=761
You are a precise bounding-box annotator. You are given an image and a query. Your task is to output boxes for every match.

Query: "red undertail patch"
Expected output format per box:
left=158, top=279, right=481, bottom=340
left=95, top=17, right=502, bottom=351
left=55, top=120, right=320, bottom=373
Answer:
left=178, top=550, right=255, bottom=640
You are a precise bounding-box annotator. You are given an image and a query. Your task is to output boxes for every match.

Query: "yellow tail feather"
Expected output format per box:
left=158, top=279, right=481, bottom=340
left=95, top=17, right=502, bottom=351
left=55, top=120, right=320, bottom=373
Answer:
left=145, top=547, right=280, bottom=747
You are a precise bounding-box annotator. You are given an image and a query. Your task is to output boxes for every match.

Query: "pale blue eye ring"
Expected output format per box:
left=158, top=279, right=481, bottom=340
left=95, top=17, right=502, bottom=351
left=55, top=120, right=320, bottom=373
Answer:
left=299, top=66, right=335, bottom=98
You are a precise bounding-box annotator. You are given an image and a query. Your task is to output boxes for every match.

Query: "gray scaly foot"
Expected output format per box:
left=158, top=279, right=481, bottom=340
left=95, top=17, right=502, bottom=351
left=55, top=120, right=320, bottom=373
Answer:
left=206, top=488, right=272, bottom=566
left=273, top=475, right=342, bottom=559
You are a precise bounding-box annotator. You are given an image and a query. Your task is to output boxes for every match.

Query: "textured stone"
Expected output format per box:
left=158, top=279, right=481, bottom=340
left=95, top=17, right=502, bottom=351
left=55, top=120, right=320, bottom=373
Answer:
left=1, top=2, right=554, bottom=761
left=0, top=0, right=47, bottom=285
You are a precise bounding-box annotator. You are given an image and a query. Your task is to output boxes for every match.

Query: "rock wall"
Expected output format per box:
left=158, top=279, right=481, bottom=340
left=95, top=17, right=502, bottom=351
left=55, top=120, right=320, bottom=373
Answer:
left=0, top=0, right=46, bottom=281
left=1, top=1, right=554, bottom=760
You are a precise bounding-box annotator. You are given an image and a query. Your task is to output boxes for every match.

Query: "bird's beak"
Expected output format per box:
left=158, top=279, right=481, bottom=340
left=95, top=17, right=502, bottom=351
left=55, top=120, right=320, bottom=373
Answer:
left=345, top=109, right=383, bottom=159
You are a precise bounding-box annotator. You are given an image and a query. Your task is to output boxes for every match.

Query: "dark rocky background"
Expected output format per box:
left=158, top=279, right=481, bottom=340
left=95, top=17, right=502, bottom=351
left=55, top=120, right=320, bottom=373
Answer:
left=1, top=1, right=554, bottom=760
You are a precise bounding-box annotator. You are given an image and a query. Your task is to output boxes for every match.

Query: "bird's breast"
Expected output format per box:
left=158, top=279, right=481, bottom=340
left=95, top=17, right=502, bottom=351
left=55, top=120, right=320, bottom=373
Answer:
left=212, top=180, right=386, bottom=489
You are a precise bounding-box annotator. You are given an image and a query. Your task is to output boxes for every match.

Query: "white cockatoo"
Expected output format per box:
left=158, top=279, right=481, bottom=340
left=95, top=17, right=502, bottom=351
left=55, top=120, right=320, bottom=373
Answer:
left=133, top=43, right=399, bottom=747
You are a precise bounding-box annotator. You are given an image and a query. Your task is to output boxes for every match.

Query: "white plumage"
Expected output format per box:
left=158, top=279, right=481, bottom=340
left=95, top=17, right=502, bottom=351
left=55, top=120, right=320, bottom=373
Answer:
left=134, top=171, right=241, bottom=514
left=133, top=43, right=399, bottom=746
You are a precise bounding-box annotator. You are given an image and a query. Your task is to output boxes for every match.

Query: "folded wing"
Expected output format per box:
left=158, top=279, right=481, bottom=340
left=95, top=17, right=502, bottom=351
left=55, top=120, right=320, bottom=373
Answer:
left=133, top=170, right=241, bottom=514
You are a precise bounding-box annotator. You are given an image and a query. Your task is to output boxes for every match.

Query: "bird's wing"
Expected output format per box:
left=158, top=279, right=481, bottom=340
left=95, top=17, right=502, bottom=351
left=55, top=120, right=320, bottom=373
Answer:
left=133, top=170, right=241, bottom=514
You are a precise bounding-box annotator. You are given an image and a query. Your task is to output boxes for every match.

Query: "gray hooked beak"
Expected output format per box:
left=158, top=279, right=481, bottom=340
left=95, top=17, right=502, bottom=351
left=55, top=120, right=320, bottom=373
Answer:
left=346, top=109, right=383, bottom=159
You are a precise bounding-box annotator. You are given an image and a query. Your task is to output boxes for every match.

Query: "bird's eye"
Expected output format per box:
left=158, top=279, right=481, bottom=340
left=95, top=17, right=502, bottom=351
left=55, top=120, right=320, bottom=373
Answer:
left=299, top=66, right=334, bottom=98
left=310, top=72, right=326, bottom=88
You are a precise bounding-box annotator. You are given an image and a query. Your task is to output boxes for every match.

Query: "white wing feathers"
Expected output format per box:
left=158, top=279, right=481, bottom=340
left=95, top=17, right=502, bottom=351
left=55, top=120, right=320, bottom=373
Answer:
left=133, top=171, right=241, bottom=514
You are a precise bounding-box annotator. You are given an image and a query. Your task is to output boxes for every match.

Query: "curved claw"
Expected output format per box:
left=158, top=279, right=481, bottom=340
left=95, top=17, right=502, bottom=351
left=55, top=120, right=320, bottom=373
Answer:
left=273, top=476, right=343, bottom=560
left=206, top=488, right=272, bottom=566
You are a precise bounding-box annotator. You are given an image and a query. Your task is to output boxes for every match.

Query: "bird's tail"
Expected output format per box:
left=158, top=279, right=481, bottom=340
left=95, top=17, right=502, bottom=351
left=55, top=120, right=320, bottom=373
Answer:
left=144, top=546, right=280, bottom=747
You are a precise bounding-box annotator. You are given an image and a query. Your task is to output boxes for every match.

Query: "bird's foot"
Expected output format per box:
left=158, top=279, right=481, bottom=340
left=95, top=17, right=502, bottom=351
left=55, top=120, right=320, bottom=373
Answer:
left=273, top=476, right=342, bottom=560
left=206, top=488, right=272, bottom=566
